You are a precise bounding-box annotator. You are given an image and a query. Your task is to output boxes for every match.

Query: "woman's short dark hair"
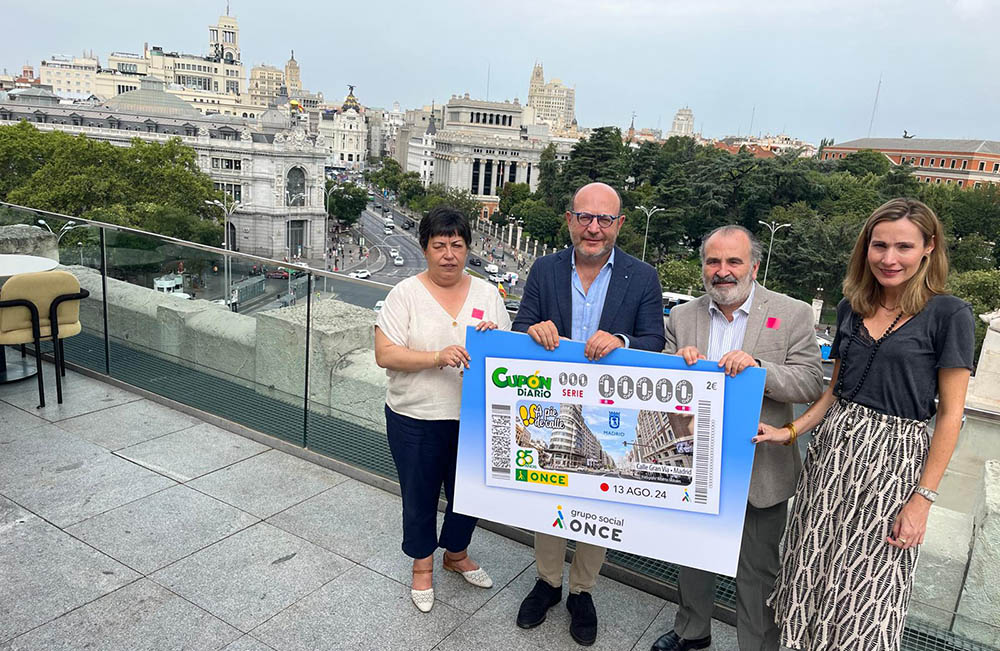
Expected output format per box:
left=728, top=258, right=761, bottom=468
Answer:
left=419, top=205, right=472, bottom=250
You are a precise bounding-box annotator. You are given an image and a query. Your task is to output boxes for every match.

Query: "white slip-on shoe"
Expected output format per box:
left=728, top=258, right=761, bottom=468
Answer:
left=443, top=553, right=494, bottom=589
left=411, top=587, right=434, bottom=613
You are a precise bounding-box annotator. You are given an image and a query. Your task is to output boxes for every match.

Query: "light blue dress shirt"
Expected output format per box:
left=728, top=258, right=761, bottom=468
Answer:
left=571, top=249, right=628, bottom=346
left=707, top=281, right=756, bottom=360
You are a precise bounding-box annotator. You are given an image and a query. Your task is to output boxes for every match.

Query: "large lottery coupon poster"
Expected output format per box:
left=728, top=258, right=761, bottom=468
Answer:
left=454, top=329, right=766, bottom=576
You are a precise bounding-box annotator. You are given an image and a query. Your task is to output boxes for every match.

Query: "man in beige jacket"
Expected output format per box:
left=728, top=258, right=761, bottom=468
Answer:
left=651, top=225, right=824, bottom=651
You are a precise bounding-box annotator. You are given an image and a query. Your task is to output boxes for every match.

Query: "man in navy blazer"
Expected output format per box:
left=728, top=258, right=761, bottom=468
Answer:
left=512, top=182, right=665, bottom=646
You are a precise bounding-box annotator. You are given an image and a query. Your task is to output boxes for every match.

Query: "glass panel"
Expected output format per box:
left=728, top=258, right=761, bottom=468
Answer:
left=305, top=267, right=396, bottom=478
left=99, top=225, right=307, bottom=446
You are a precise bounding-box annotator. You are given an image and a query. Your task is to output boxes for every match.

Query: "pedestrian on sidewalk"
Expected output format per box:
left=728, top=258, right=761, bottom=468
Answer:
left=374, top=206, right=511, bottom=614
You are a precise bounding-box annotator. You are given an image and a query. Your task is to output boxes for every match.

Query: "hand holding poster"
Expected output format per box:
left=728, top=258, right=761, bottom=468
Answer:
left=455, top=328, right=766, bottom=576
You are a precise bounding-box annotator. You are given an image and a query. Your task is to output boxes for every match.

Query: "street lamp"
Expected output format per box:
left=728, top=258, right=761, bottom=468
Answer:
left=636, top=205, right=664, bottom=263
left=205, top=197, right=242, bottom=307
left=285, top=191, right=307, bottom=261
left=37, top=218, right=84, bottom=243
left=757, top=220, right=791, bottom=287
left=323, top=183, right=340, bottom=272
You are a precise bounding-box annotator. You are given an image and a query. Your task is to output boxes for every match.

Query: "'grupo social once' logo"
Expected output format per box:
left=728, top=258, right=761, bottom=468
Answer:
left=559, top=507, right=624, bottom=542
left=492, top=367, right=552, bottom=398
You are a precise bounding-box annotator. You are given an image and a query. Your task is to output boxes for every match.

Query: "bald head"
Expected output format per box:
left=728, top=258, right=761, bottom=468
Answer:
left=571, top=182, right=622, bottom=215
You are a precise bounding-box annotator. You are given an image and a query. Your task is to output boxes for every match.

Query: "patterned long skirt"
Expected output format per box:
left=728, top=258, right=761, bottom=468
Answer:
left=768, top=399, right=931, bottom=651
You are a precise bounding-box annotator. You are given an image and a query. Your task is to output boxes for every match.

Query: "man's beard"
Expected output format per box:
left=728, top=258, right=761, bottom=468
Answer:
left=704, top=272, right=753, bottom=306
left=571, top=232, right=615, bottom=260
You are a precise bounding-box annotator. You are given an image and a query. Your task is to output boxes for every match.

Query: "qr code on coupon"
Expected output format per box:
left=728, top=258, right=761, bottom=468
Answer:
left=490, top=404, right=511, bottom=479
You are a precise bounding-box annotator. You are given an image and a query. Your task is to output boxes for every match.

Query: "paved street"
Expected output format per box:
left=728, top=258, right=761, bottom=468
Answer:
left=0, top=362, right=740, bottom=650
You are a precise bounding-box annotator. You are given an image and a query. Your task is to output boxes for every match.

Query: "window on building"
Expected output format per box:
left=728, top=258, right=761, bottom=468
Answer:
left=950, top=159, right=956, bottom=169
left=962, top=160, right=968, bottom=170
left=935, top=178, right=941, bottom=184
left=212, top=158, right=220, bottom=168
left=958, top=180, right=964, bottom=187
left=285, top=167, right=306, bottom=206
left=211, top=28, right=218, bottom=41
left=994, top=163, right=1000, bottom=173
left=979, top=161, right=986, bottom=171
left=920, top=158, right=925, bottom=166
left=975, top=182, right=982, bottom=188
left=930, top=158, right=935, bottom=166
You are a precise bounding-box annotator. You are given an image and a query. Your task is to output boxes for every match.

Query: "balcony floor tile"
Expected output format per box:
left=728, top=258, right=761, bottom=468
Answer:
left=188, top=448, right=349, bottom=519
left=2, top=579, right=240, bottom=651
left=150, top=522, right=354, bottom=632
left=115, top=421, right=269, bottom=482
left=64, top=484, right=259, bottom=574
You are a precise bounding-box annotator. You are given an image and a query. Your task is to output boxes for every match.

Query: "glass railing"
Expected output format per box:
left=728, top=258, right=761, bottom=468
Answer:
left=2, top=201, right=998, bottom=651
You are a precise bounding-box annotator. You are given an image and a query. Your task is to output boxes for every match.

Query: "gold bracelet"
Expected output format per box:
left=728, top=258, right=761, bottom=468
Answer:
left=782, top=421, right=798, bottom=446
left=433, top=351, right=440, bottom=368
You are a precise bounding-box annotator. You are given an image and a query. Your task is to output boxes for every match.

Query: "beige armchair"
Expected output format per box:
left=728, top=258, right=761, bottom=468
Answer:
left=0, top=270, right=90, bottom=407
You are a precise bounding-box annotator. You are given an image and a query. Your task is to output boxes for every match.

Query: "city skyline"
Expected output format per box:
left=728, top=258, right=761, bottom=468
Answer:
left=3, top=0, right=998, bottom=145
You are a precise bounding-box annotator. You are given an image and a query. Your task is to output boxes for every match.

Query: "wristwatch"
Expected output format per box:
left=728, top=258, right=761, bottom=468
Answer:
left=913, top=486, right=938, bottom=503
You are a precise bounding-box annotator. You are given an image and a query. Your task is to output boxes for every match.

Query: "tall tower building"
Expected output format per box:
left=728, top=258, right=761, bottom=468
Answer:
left=208, top=14, right=240, bottom=64
left=285, top=51, right=301, bottom=94
left=668, top=106, right=695, bottom=138
left=526, top=62, right=575, bottom=128
left=249, top=64, right=284, bottom=107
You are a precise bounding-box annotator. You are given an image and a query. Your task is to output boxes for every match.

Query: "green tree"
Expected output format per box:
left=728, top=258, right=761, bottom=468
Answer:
left=948, top=269, right=1000, bottom=360
left=369, top=157, right=403, bottom=192
left=536, top=143, right=564, bottom=211
left=324, top=181, right=368, bottom=228
left=498, top=182, right=531, bottom=216
left=838, top=149, right=891, bottom=177
left=657, top=258, right=702, bottom=294
left=516, top=199, right=562, bottom=244
left=950, top=234, right=996, bottom=272
left=397, top=172, right=425, bottom=206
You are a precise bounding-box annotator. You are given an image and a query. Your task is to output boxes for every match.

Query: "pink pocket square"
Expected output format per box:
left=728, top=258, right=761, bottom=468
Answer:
left=471, top=308, right=484, bottom=319
left=765, top=317, right=781, bottom=329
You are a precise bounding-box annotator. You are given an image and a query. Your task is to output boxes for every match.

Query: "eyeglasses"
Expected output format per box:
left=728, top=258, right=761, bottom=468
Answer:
left=569, top=211, right=621, bottom=228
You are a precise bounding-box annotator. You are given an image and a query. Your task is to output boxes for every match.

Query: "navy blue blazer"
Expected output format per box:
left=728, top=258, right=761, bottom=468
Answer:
left=512, top=246, right=666, bottom=352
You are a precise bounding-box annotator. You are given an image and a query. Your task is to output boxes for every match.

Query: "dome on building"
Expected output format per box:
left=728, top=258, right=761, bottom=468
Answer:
left=103, top=77, right=201, bottom=118
left=342, top=85, right=361, bottom=112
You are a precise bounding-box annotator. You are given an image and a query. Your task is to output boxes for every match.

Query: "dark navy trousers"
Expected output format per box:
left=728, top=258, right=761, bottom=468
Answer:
left=385, top=405, right=478, bottom=559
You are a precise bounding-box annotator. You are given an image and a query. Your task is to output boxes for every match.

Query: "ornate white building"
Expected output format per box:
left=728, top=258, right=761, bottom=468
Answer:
left=405, top=106, right=437, bottom=186
left=0, top=78, right=326, bottom=260
left=431, top=93, right=575, bottom=217
left=317, top=87, right=369, bottom=171
left=526, top=63, right=575, bottom=129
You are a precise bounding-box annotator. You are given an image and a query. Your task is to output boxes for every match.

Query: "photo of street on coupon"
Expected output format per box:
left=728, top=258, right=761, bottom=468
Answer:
left=485, top=358, right=725, bottom=515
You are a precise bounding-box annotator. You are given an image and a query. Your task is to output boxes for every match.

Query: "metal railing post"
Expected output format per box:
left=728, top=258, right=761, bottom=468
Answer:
left=99, top=227, right=111, bottom=375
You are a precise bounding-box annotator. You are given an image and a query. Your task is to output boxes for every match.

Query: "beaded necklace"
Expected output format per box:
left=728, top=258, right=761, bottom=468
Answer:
left=834, top=309, right=905, bottom=402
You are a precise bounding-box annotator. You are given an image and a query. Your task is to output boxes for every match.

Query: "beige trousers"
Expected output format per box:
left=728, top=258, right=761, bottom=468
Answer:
left=534, top=532, right=606, bottom=594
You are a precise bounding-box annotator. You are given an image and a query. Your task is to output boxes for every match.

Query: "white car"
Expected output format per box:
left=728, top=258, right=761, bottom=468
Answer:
left=389, top=247, right=399, bottom=257
left=393, top=256, right=405, bottom=266
left=349, top=269, right=372, bottom=279
left=488, top=273, right=503, bottom=283
left=373, top=300, right=385, bottom=312
left=383, top=226, right=393, bottom=235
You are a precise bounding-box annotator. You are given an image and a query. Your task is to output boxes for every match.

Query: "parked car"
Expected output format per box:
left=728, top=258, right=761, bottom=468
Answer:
left=504, top=299, right=521, bottom=312
left=393, top=256, right=405, bottom=266
left=401, top=221, right=412, bottom=230
left=468, top=257, right=482, bottom=266
left=265, top=269, right=289, bottom=279
left=374, top=202, right=382, bottom=209
left=383, top=226, right=393, bottom=235
left=349, top=269, right=372, bottom=279
left=488, top=273, right=503, bottom=283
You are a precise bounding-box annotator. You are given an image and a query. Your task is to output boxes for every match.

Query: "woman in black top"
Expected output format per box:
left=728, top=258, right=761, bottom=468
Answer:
left=754, top=198, right=974, bottom=651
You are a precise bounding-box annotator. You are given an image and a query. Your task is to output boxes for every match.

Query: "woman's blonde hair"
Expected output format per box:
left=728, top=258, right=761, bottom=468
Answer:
left=842, top=198, right=948, bottom=317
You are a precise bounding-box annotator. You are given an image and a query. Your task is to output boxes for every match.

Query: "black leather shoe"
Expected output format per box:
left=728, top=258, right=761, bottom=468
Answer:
left=650, top=630, right=711, bottom=651
left=566, top=591, right=598, bottom=646
left=516, top=579, right=562, bottom=629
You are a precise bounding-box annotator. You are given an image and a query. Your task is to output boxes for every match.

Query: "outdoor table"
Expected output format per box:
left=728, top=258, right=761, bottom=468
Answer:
left=0, top=254, right=59, bottom=383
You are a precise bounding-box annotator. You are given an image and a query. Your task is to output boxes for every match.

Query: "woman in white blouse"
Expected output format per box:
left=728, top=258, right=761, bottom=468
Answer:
left=374, top=206, right=511, bottom=612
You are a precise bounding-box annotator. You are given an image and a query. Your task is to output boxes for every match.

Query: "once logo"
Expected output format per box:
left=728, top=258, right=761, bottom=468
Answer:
left=516, top=468, right=568, bottom=486
left=568, top=517, right=623, bottom=542
left=552, top=505, right=565, bottom=528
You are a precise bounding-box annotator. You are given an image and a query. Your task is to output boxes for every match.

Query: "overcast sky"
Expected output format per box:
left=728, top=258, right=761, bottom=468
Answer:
left=4, top=0, right=997, bottom=144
